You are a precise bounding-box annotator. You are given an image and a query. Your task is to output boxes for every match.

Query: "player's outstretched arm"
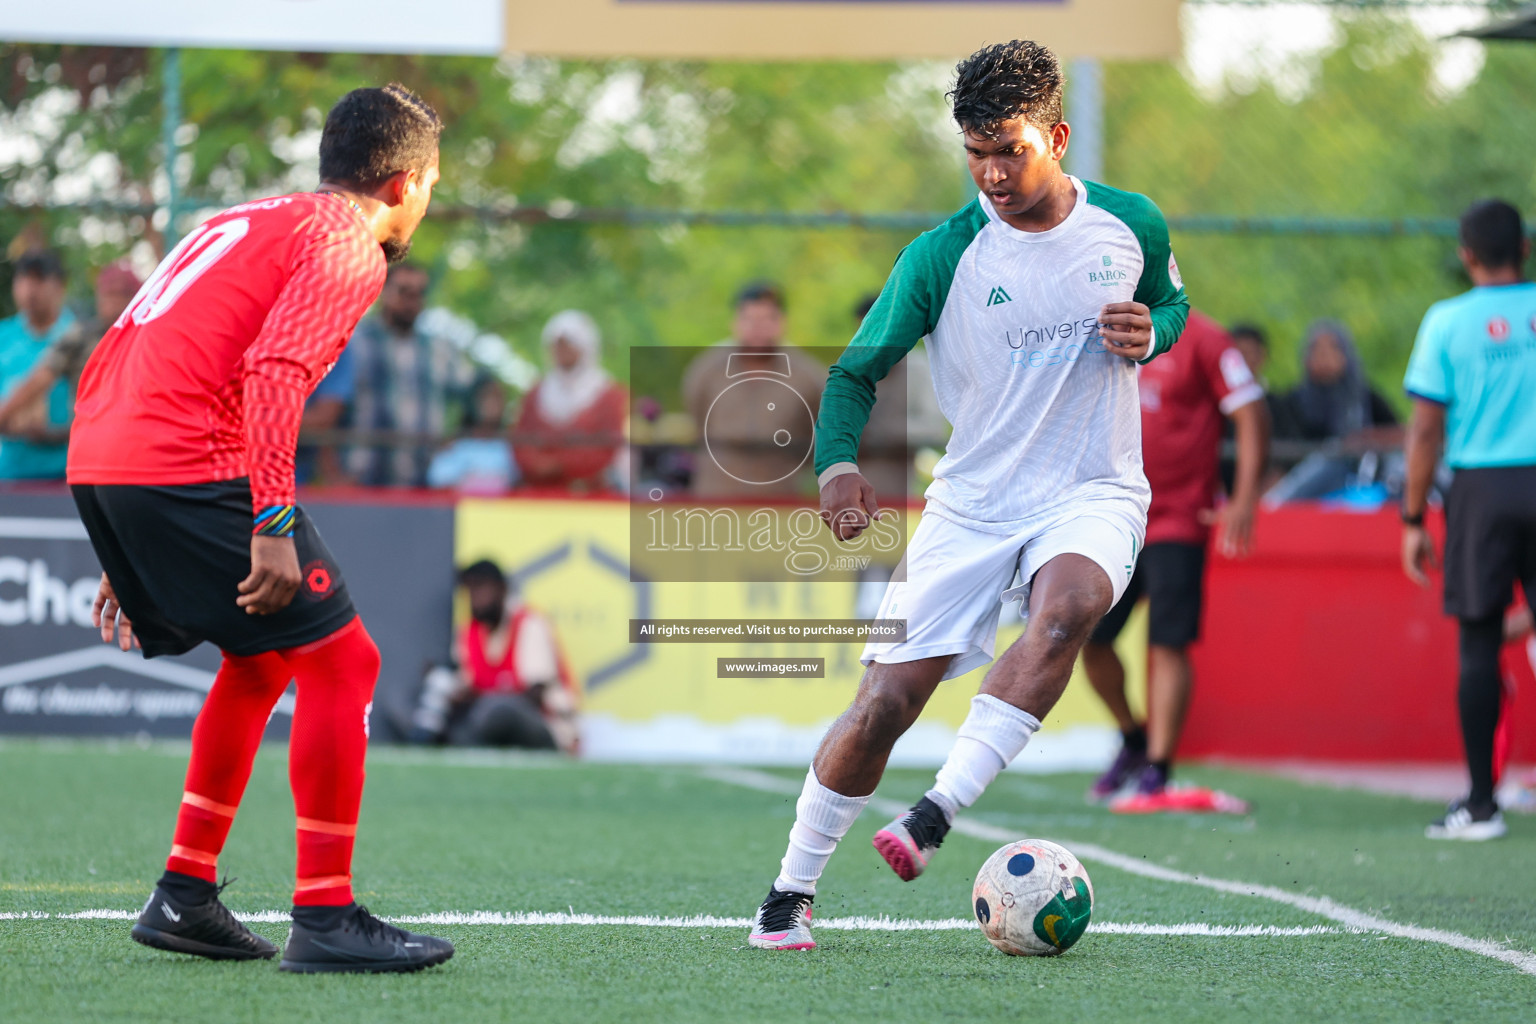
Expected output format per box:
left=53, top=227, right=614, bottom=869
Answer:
left=90, top=573, right=137, bottom=651
left=814, top=239, right=947, bottom=513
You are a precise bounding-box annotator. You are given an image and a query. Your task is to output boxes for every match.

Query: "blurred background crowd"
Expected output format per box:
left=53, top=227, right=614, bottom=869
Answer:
left=5, top=2, right=1532, bottom=509
left=0, top=242, right=1428, bottom=505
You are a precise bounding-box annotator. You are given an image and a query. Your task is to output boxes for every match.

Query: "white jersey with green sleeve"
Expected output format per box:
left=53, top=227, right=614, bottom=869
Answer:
left=817, top=176, right=1189, bottom=529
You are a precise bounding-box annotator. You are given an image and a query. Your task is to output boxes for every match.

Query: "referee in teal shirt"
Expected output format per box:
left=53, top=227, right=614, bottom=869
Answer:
left=1403, top=198, right=1536, bottom=841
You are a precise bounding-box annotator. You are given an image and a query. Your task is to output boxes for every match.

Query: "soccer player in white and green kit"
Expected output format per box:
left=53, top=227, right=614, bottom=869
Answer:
left=747, top=40, right=1189, bottom=950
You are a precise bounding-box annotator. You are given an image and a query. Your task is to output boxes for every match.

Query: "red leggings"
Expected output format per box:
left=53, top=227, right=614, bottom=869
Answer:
left=165, top=617, right=380, bottom=906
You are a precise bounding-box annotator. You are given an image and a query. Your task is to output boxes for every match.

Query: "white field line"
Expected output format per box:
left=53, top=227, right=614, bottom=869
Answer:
left=0, top=909, right=1348, bottom=937
left=701, top=766, right=1536, bottom=977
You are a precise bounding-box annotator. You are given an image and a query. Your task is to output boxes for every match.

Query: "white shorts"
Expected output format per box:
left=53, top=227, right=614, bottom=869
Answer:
left=861, top=500, right=1145, bottom=681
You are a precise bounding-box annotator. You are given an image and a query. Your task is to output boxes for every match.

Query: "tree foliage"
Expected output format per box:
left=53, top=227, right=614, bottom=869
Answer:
left=3, top=13, right=1535, bottom=404
left=1109, top=15, right=1536, bottom=399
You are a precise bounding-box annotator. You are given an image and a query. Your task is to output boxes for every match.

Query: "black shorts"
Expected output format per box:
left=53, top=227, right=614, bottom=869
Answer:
left=1444, top=464, right=1536, bottom=621
left=1089, top=541, right=1206, bottom=650
left=71, top=478, right=356, bottom=659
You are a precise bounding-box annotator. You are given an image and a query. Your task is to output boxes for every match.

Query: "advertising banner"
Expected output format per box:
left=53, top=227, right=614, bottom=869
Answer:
left=2, top=1, right=1178, bottom=61
left=457, top=496, right=1143, bottom=767
left=0, top=491, right=454, bottom=742
left=504, top=0, right=1182, bottom=61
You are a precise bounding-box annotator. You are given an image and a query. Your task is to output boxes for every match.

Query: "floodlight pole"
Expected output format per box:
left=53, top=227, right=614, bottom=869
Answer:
left=1067, top=56, right=1103, bottom=185
left=160, top=46, right=183, bottom=249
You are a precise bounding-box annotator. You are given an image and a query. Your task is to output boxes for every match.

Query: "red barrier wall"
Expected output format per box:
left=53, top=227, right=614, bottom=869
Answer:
left=1183, top=506, right=1536, bottom=764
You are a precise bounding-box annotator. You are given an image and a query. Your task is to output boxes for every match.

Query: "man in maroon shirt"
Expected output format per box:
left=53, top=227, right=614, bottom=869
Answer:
left=1082, top=310, right=1270, bottom=807
left=67, top=84, right=454, bottom=973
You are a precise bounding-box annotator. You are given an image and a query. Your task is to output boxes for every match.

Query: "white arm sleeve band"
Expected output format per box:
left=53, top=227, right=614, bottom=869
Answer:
left=817, top=462, right=862, bottom=489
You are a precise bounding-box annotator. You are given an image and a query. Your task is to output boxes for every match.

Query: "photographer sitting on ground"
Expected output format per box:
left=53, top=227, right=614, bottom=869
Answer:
left=410, top=559, right=579, bottom=752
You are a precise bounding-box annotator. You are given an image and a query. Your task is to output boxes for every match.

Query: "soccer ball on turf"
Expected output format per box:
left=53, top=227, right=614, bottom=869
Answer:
left=972, top=839, right=1093, bottom=956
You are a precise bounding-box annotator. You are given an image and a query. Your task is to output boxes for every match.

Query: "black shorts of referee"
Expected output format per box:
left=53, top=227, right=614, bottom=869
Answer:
left=1089, top=542, right=1206, bottom=650
left=72, top=478, right=356, bottom=659
left=1443, top=464, right=1536, bottom=619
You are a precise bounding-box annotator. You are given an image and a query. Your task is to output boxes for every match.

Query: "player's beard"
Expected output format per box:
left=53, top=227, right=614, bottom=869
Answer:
left=381, top=236, right=413, bottom=264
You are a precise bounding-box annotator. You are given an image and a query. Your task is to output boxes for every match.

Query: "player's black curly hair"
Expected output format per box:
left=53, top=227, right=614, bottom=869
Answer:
left=319, top=83, right=443, bottom=189
left=948, top=40, right=1065, bottom=140
left=1459, top=198, right=1525, bottom=269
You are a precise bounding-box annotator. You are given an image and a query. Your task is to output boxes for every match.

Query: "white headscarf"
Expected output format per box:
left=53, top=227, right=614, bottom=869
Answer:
left=535, top=310, right=610, bottom=426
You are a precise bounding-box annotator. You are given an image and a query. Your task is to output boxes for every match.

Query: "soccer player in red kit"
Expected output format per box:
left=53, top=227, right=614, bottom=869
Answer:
left=67, top=84, right=453, bottom=973
left=1081, top=310, right=1270, bottom=809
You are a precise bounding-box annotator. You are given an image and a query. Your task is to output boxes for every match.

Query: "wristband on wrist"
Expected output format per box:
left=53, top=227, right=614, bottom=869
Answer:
left=1401, top=507, right=1425, bottom=528
left=817, top=462, right=861, bottom=489
left=253, top=505, right=297, bottom=537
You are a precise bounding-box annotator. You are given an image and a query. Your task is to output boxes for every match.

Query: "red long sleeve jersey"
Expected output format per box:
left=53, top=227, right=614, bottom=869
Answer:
left=67, top=193, right=386, bottom=514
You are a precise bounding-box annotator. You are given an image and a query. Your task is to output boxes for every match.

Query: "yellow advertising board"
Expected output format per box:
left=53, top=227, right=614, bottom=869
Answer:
left=502, top=1, right=1181, bottom=61
left=457, top=497, right=1145, bottom=765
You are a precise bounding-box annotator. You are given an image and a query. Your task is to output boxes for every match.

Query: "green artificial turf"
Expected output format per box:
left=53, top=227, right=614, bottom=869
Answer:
left=1, top=740, right=1532, bottom=1023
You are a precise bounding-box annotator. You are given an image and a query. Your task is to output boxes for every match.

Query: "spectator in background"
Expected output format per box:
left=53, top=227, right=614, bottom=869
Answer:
left=0, top=259, right=141, bottom=446
left=0, top=250, right=77, bottom=480
left=1220, top=322, right=1292, bottom=492
left=1281, top=319, right=1398, bottom=442
left=331, top=262, right=477, bottom=487
left=428, top=376, right=516, bottom=493
left=513, top=310, right=627, bottom=492
left=298, top=345, right=353, bottom=485
left=1227, top=322, right=1294, bottom=438
left=1229, top=322, right=1268, bottom=382
left=683, top=282, right=824, bottom=498
left=409, top=559, right=579, bottom=752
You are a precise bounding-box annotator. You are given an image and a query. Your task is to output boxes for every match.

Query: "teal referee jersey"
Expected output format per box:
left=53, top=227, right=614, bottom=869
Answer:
left=1404, top=282, right=1536, bottom=468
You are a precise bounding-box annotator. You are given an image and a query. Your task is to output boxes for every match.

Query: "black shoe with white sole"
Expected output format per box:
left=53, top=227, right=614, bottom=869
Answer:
left=1426, top=797, right=1506, bottom=841
left=280, top=903, right=454, bottom=974
left=130, top=875, right=276, bottom=961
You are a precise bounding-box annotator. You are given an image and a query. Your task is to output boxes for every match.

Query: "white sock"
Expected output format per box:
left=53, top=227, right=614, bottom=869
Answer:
left=774, top=768, right=870, bottom=895
left=927, top=695, right=1041, bottom=822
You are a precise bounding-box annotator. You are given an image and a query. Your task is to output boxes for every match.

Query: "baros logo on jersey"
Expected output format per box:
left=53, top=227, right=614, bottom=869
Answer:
left=1088, top=254, right=1127, bottom=287
left=1168, top=252, right=1183, bottom=291
left=1489, top=316, right=1511, bottom=341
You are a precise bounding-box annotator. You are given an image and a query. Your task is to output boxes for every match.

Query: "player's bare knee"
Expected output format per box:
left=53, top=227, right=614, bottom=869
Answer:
left=852, top=683, right=926, bottom=743
left=1033, top=591, right=1105, bottom=651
